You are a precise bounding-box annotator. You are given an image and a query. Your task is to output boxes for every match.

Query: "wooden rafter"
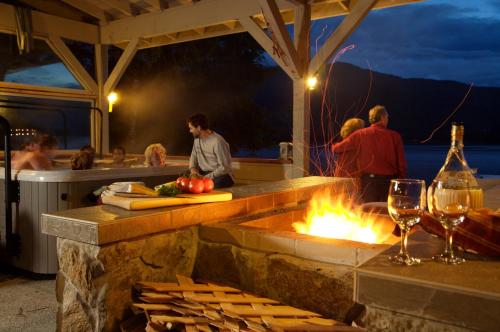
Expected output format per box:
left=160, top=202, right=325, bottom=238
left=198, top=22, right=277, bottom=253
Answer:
left=284, top=0, right=307, bottom=5
left=239, top=16, right=298, bottom=79
left=19, top=0, right=88, bottom=21
left=117, top=23, right=244, bottom=49
left=338, top=0, right=350, bottom=12
left=138, top=0, right=165, bottom=12
left=100, top=0, right=134, bottom=16
left=309, top=0, right=377, bottom=74
left=100, top=0, right=293, bottom=44
left=100, top=0, right=422, bottom=45
left=193, top=27, right=205, bottom=35
left=104, top=38, right=140, bottom=95
left=0, top=3, right=99, bottom=44
left=46, top=36, right=98, bottom=93
left=60, top=0, right=108, bottom=22
left=257, top=0, right=300, bottom=76
left=223, top=20, right=239, bottom=30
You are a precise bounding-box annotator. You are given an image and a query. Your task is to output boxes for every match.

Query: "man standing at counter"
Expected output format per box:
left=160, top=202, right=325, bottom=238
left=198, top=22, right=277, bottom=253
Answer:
left=187, top=113, right=234, bottom=188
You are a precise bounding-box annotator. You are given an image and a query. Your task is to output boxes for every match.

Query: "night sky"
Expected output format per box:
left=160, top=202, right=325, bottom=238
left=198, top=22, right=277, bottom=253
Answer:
left=306, top=0, right=500, bottom=87
left=6, top=0, right=500, bottom=88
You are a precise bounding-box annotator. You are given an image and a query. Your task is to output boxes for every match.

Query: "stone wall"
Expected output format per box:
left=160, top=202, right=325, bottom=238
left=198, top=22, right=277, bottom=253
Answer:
left=193, top=240, right=355, bottom=322
left=56, top=227, right=198, bottom=331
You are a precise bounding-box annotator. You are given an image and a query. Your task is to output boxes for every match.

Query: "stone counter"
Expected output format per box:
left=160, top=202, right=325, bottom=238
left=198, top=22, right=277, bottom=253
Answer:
left=42, top=177, right=356, bottom=331
left=356, top=231, right=500, bottom=331
left=41, top=176, right=353, bottom=245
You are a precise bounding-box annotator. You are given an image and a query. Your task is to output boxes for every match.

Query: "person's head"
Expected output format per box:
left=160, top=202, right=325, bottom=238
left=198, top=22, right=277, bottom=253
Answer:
left=70, top=151, right=93, bottom=170
left=144, top=143, right=167, bottom=167
left=187, top=113, right=209, bottom=138
left=369, top=105, right=389, bottom=127
left=32, top=134, right=58, bottom=154
left=112, top=146, right=126, bottom=164
left=340, top=118, right=366, bottom=140
left=80, top=145, right=96, bottom=159
left=79, top=145, right=95, bottom=166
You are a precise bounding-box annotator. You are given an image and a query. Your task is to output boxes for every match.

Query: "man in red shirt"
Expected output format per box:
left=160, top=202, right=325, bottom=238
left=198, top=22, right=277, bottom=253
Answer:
left=332, top=105, right=407, bottom=202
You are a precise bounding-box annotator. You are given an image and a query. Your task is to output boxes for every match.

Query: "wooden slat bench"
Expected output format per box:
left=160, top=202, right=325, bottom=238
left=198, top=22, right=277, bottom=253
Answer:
left=122, top=275, right=364, bottom=332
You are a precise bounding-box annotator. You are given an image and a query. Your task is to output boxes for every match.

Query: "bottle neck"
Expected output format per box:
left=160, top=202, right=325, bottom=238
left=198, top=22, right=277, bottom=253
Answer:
left=451, top=125, right=464, bottom=150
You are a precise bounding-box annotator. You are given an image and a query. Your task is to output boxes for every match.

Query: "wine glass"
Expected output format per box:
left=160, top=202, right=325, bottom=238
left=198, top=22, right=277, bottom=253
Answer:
left=387, top=179, right=426, bottom=265
left=429, top=178, right=470, bottom=265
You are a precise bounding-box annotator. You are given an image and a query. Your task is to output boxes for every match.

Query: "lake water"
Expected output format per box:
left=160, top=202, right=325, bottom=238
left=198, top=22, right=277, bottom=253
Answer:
left=233, top=145, right=500, bottom=183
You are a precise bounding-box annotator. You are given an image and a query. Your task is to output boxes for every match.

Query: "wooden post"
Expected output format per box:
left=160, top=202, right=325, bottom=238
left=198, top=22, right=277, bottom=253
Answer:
left=95, top=44, right=109, bottom=154
left=292, top=3, right=310, bottom=178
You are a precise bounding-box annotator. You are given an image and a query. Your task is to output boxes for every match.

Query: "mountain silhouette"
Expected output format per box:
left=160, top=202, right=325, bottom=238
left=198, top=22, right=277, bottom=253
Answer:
left=256, top=62, right=500, bottom=145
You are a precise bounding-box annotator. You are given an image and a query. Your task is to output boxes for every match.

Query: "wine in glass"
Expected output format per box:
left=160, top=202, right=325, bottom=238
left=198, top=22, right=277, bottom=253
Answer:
left=388, top=179, right=426, bottom=265
left=429, top=178, right=470, bottom=265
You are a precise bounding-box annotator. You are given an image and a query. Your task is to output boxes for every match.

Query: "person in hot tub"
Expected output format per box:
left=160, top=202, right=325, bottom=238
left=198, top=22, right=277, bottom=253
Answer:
left=144, top=143, right=167, bottom=167
left=12, top=134, right=58, bottom=170
left=111, top=146, right=127, bottom=167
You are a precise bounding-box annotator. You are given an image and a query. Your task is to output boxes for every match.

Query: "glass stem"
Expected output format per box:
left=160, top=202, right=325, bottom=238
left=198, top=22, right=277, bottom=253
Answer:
left=445, top=229, right=455, bottom=258
left=400, top=228, right=408, bottom=256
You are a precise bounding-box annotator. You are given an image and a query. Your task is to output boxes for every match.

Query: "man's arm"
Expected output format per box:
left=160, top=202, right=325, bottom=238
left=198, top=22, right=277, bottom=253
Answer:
left=206, top=139, right=232, bottom=179
left=332, top=133, right=357, bottom=153
left=189, top=142, right=199, bottom=174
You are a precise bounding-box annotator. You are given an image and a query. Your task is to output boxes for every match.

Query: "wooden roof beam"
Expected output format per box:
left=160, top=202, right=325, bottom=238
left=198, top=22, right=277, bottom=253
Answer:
left=222, top=20, right=239, bottom=30
left=239, top=16, right=298, bottom=79
left=100, top=0, right=295, bottom=44
left=101, top=0, right=134, bottom=17
left=60, top=0, right=108, bottom=22
left=18, top=0, right=88, bottom=21
left=141, top=0, right=165, bottom=11
left=46, top=35, right=98, bottom=93
left=338, top=1, right=350, bottom=12
left=127, top=24, right=246, bottom=49
left=104, top=38, right=140, bottom=95
left=257, top=0, right=300, bottom=76
left=0, top=2, right=99, bottom=44
left=309, top=0, right=377, bottom=74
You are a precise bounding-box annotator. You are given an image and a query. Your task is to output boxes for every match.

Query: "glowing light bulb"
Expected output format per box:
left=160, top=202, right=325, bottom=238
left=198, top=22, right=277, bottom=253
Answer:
left=306, top=76, right=318, bottom=90
left=107, top=92, right=118, bottom=112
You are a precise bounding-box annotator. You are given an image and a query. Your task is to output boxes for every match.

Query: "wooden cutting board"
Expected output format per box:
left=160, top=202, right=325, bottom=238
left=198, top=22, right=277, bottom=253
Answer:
left=102, top=191, right=232, bottom=210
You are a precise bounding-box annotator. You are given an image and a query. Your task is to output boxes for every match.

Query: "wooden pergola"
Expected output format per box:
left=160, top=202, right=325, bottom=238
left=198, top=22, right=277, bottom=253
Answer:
left=0, top=0, right=422, bottom=177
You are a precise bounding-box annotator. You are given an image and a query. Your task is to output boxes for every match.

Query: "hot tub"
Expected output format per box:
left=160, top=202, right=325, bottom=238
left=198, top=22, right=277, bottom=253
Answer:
left=0, top=163, right=187, bottom=274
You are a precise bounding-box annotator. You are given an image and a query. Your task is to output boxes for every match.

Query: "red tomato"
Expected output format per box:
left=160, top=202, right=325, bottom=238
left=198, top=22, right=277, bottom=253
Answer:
left=202, top=177, right=214, bottom=192
left=176, top=177, right=184, bottom=189
left=188, top=178, right=204, bottom=194
left=179, top=177, right=190, bottom=192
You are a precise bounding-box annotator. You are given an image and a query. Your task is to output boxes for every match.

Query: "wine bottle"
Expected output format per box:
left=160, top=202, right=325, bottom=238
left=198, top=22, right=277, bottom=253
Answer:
left=431, top=122, right=483, bottom=209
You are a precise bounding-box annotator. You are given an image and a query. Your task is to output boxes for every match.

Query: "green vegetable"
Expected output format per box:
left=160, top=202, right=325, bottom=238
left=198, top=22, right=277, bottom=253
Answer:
left=156, top=183, right=181, bottom=197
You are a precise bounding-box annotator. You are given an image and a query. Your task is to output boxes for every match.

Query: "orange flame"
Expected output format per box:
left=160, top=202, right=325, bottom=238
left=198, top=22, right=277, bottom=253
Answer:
left=293, top=192, right=391, bottom=244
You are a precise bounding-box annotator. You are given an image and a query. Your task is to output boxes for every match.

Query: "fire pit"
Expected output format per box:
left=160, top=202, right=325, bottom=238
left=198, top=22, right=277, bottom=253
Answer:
left=200, top=190, right=399, bottom=267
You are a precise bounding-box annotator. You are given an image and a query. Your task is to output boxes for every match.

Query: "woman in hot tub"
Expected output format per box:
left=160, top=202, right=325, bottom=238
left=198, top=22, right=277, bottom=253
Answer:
left=12, top=134, right=58, bottom=170
left=144, top=143, right=167, bottom=167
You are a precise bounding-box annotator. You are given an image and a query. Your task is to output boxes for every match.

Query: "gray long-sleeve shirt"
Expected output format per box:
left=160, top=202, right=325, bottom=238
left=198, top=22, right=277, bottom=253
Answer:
left=189, top=132, right=233, bottom=179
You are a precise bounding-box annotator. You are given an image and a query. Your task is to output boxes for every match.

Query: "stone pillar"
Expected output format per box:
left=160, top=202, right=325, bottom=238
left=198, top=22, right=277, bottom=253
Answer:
left=55, top=227, right=198, bottom=331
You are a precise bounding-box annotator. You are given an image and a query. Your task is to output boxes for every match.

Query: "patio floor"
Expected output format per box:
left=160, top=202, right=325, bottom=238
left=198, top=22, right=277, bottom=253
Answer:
left=0, top=268, right=57, bottom=332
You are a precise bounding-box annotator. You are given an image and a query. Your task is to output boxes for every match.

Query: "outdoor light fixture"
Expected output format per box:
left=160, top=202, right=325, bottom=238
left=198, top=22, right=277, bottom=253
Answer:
left=306, top=76, right=318, bottom=90
left=107, top=92, right=118, bottom=113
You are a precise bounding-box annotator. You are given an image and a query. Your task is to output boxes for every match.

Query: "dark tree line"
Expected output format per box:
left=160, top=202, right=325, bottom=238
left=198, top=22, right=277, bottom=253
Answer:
left=109, top=33, right=285, bottom=155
